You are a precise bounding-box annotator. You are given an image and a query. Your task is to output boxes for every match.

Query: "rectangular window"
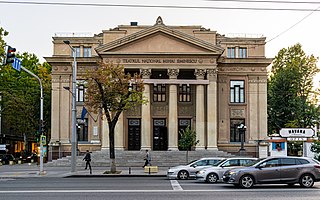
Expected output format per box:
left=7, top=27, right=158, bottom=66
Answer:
left=227, top=47, right=235, bottom=58
left=153, top=84, right=166, bottom=102
left=179, top=84, right=191, bottom=102
left=230, top=119, right=245, bottom=142
left=77, top=118, right=88, bottom=142
left=83, top=47, right=92, bottom=57
left=76, top=80, right=87, bottom=102
left=72, top=47, right=81, bottom=57
left=239, top=47, right=247, bottom=58
left=230, top=80, right=245, bottom=103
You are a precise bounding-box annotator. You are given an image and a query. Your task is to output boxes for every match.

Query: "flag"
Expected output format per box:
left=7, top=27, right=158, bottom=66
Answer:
left=81, top=106, right=87, bottom=120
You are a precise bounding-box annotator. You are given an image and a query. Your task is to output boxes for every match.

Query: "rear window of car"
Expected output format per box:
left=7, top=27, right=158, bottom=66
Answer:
left=281, top=158, right=296, bottom=166
left=296, top=158, right=310, bottom=165
left=240, top=159, right=258, bottom=166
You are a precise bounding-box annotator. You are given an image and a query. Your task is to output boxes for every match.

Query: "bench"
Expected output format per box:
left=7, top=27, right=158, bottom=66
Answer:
left=144, top=166, right=158, bottom=173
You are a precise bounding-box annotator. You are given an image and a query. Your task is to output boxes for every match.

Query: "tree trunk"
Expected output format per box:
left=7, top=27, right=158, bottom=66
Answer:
left=109, top=122, right=116, bottom=173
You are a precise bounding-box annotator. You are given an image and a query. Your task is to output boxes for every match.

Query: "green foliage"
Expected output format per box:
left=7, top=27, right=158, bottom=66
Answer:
left=311, top=141, right=320, bottom=161
left=268, top=43, right=320, bottom=135
left=0, top=50, right=52, bottom=143
left=178, top=126, right=199, bottom=151
left=0, top=27, right=9, bottom=64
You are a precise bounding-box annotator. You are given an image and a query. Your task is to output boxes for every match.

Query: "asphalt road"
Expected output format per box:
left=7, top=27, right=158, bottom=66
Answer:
left=1, top=177, right=320, bottom=200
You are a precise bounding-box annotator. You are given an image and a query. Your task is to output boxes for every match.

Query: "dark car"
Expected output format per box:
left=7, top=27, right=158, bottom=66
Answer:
left=0, top=154, right=15, bottom=164
left=223, top=156, right=320, bottom=188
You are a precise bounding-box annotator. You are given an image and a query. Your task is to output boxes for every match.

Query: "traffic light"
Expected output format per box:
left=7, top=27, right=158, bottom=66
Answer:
left=4, top=45, right=16, bottom=65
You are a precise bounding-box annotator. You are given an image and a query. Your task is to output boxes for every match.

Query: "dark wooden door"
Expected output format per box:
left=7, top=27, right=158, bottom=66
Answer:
left=128, top=119, right=141, bottom=150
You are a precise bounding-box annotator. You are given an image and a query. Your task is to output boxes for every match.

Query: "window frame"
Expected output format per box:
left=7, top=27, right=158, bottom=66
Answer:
left=179, top=84, right=191, bottom=102
left=153, top=84, right=166, bottom=102
left=77, top=118, right=88, bottom=142
left=227, top=47, right=236, bottom=58
left=230, top=80, right=245, bottom=103
left=230, top=119, right=245, bottom=142
left=83, top=47, right=92, bottom=57
left=239, top=47, right=247, bottom=58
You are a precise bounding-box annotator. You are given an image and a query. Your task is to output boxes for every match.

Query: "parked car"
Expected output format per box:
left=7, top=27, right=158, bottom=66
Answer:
left=223, top=156, right=320, bottom=188
left=0, top=154, right=15, bottom=165
left=15, top=151, right=38, bottom=163
left=196, top=157, right=258, bottom=183
left=167, top=157, right=225, bottom=180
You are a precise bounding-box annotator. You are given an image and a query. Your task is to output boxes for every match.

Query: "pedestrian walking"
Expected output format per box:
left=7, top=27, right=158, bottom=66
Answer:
left=83, top=150, right=92, bottom=174
left=143, top=149, right=151, bottom=168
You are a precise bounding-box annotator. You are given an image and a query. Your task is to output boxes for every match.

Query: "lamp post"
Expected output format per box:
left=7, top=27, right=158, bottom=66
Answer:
left=237, top=123, right=247, bottom=155
left=64, top=40, right=77, bottom=172
left=0, top=92, right=2, bottom=143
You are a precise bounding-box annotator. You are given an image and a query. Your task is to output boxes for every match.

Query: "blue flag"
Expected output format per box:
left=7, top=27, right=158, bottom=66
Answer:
left=81, top=106, right=87, bottom=120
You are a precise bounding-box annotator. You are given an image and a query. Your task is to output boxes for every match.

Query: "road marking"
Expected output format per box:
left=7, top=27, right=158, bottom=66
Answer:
left=0, top=189, right=320, bottom=193
left=170, top=180, right=183, bottom=190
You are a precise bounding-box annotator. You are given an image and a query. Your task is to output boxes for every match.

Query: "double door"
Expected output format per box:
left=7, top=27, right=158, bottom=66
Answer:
left=153, top=119, right=168, bottom=151
left=128, top=119, right=141, bottom=150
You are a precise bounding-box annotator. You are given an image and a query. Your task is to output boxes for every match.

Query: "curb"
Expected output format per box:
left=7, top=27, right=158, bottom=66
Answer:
left=65, top=174, right=167, bottom=178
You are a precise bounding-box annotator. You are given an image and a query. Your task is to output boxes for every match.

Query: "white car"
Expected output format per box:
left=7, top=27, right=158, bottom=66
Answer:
left=167, top=157, right=225, bottom=180
left=196, top=157, right=258, bottom=183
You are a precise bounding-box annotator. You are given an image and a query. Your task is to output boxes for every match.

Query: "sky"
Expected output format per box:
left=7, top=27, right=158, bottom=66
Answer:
left=0, top=0, right=319, bottom=71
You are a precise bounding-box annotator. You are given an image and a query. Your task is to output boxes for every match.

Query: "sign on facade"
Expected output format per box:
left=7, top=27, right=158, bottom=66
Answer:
left=280, top=128, right=314, bottom=138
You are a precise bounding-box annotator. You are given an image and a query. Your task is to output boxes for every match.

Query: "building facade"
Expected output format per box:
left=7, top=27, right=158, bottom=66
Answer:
left=45, top=17, right=272, bottom=158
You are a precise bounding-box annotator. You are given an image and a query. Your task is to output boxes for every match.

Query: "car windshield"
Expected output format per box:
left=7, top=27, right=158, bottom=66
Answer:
left=187, top=160, right=198, bottom=165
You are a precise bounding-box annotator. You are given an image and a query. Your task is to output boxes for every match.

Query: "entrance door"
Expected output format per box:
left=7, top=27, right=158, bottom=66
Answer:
left=128, top=119, right=141, bottom=150
left=153, top=119, right=168, bottom=151
left=287, top=141, right=303, bottom=156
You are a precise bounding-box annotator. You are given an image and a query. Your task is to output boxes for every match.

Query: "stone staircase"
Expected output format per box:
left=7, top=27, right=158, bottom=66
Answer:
left=46, top=149, right=234, bottom=168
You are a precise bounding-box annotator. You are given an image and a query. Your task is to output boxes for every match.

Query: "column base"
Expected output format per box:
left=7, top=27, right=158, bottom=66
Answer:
left=167, top=147, right=179, bottom=151
left=195, top=146, right=206, bottom=150
left=141, top=147, right=152, bottom=151
left=206, top=147, right=219, bottom=151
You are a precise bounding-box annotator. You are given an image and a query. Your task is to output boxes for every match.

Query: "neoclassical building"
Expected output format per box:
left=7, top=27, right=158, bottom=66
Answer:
left=45, top=17, right=272, bottom=158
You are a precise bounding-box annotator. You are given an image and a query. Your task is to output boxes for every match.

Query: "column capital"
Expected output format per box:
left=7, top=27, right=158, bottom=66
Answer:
left=140, top=68, right=152, bottom=78
left=194, top=69, right=206, bottom=80
left=167, top=69, right=179, bottom=79
left=207, top=68, right=218, bottom=81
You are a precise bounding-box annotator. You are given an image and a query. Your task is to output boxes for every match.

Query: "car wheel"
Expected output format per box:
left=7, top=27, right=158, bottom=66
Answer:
left=178, top=170, right=189, bottom=180
left=239, top=175, right=254, bottom=189
left=299, top=174, right=314, bottom=188
left=206, top=173, right=218, bottom=183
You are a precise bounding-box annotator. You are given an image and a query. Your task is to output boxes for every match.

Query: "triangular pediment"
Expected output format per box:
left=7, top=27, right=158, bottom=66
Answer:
left=96, top=23, right=224, bottom=55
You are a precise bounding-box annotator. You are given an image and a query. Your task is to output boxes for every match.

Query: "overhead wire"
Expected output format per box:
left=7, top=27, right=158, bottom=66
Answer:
left=0, top=0, right=319, bottom=11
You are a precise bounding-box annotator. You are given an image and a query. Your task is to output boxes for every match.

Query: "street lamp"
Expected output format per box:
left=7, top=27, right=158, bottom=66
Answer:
left=64, top=40, right=77, bottom=173
left=237, top=123, right=247, bottom=155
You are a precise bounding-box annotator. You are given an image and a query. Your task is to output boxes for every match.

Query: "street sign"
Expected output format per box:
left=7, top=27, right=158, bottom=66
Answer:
left=12, top=57, right=21, bottom=71
left=41, top=135, right=46, bottom=145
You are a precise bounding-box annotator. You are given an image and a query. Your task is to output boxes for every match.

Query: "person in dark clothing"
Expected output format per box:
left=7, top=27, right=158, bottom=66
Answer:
left=142, top=149, right=151, bottom=168
left=83, top=150, right=92, bottom=174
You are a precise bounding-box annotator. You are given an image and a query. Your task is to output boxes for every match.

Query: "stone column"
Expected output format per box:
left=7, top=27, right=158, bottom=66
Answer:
left=167, top=69, right=179, bottom=151
left=206, top=68, right=218, bottom=150
left=60, top=75, right=71, bottom=144
left=115, top=113, right=124, bottom=150
left=140, top=69, right=152, bottom=150
left=50, top=76, right=61, bottom=144
left=195, top=69, right=206, bottom=149
left=101, top=113, right=109, bottom=150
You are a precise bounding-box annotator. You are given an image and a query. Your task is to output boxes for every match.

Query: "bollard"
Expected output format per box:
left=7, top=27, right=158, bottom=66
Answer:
left=129, top=167, right=131, bottom=175
left=149, top=167, right=151, bottom=174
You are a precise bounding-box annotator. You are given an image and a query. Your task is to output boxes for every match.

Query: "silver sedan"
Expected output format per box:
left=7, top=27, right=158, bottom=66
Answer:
left=167, top=157, right=225, bottom=180
left=196, top=158, right=258, bottom=183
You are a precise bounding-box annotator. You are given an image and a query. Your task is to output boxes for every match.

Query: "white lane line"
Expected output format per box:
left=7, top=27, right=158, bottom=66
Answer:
left=170, top=180, right=183, bottom=191
left=0, top=189, right=320, bottom=193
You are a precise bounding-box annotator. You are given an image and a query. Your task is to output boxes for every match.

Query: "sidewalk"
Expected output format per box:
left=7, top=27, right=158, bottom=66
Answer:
left=0, top=163, right=168, bottom=178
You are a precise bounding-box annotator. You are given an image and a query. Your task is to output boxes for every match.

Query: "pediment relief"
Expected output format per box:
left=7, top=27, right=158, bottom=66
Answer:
left=108, top=33, right=212, bottom=53
left=96, top=23, right=224, bottom=55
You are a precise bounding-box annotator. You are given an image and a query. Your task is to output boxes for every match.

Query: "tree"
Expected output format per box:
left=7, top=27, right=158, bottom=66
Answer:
left=268, top=43, right=320, bottom=135
left=178, top=126, right=199, bottom=164
left=311, top=141, right=320, bottom=161
left=85, top=62, right=146, bottom=173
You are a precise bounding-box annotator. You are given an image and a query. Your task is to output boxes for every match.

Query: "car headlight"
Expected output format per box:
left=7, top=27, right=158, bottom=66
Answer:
left=197, top=170, right=206, bottom=174
left=228, top=171, right=239, bottom=175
